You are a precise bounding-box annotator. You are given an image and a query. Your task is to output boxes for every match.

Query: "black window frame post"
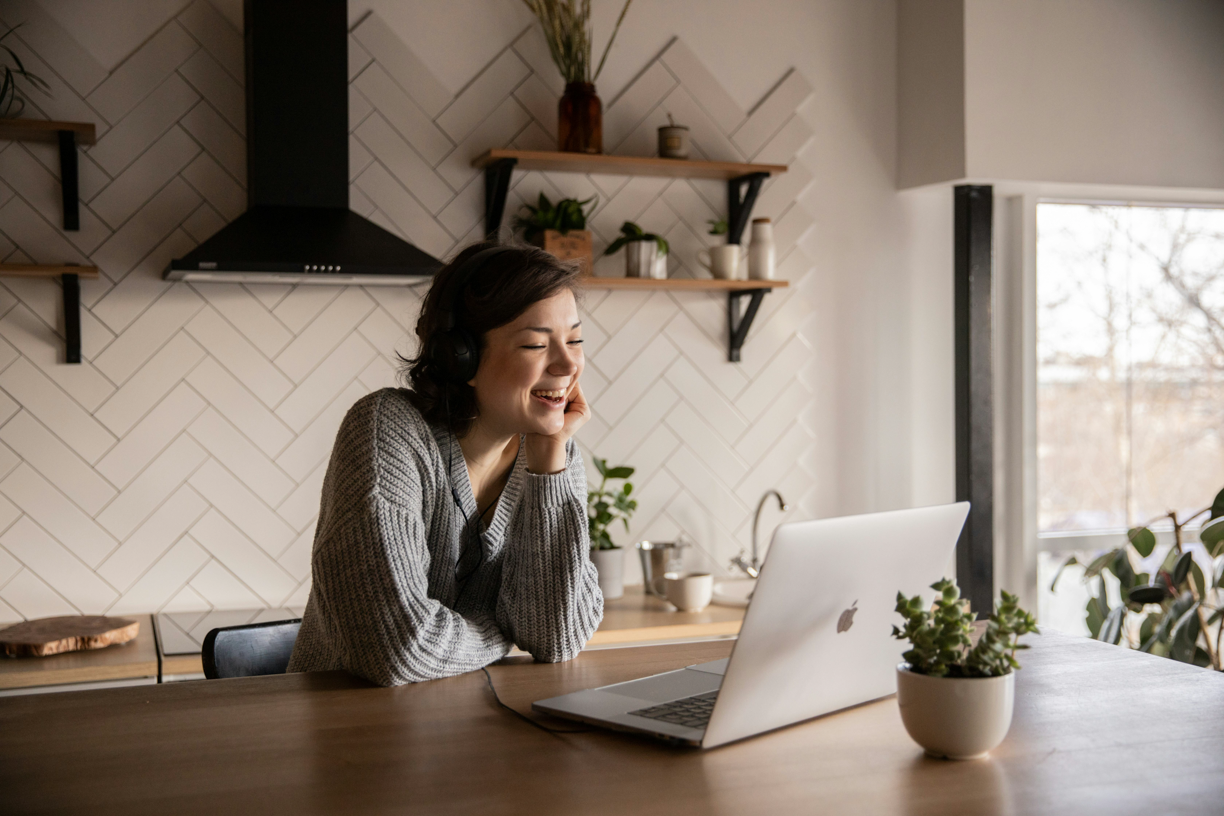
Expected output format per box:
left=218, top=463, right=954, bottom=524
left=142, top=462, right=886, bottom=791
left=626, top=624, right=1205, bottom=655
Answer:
left=954, top=184, right=994, bottom=618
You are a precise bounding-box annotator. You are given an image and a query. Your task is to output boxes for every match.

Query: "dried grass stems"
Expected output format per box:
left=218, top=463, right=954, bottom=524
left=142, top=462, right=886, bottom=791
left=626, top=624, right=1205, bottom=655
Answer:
left=522, top=0, right=633, bottom=85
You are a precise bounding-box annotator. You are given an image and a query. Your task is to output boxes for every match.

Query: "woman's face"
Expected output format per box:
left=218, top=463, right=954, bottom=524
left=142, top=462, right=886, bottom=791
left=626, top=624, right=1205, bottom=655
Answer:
left=469, top=289, right=583, bottom=438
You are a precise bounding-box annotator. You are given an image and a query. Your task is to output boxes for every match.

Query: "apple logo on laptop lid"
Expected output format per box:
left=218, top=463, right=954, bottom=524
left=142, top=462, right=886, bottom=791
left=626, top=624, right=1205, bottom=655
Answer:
left=837, top=600, right=858, bottom=633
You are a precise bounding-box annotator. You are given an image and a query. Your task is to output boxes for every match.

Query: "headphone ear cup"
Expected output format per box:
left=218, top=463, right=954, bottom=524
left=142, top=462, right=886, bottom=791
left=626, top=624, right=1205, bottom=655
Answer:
left=450, top=327, right=480, bottom=383
left=433, top=328, right=480, bottom=384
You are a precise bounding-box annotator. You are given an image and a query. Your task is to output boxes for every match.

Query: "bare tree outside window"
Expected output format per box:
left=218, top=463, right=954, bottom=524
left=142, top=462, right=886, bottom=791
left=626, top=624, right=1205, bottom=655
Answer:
left=1037, top=203, right=1224, bottom=535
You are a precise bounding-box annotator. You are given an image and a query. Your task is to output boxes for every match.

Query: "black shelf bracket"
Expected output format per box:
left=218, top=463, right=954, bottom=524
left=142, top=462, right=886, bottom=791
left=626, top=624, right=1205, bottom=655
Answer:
left=726, top=172, right=769, bottom=244
left=57, top=129, right=80, bottom=231
left=484, top=158, right=517, bottom=241
left=727, top=288, right=770, bottom=362
left=62, top=272, right=81, bottom=363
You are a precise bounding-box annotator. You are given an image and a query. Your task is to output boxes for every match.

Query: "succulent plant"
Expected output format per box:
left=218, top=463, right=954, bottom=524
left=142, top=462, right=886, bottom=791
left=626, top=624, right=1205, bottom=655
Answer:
left=892, top=578, right=1038, bottom=678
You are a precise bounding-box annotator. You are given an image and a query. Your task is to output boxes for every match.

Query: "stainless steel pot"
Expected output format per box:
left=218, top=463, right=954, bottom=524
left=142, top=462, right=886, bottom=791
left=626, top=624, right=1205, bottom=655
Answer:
left=635, top=538, right=690, bottom=597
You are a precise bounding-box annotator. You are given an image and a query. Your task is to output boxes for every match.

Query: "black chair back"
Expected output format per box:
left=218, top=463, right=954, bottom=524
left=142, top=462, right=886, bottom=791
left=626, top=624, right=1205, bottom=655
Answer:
left=202, top=619, right=302, bottom=679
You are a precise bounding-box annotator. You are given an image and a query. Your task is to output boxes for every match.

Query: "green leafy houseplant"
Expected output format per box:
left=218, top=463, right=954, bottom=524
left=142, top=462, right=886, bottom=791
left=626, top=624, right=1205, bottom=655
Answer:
left=513, top=192, right=596, bottom=245
left=1051, top=486, right=1224, bottom=670
left=1, top=24, right=50, bottom=118
left=707, top=218, right=728, bottom=237
left=587, top=457, right=636, bottom=550
left=604, top=221, right=668, bottom=257
left=893, top=579, right=1039, bottom=677
left=521, top=0, right=634, bottom=85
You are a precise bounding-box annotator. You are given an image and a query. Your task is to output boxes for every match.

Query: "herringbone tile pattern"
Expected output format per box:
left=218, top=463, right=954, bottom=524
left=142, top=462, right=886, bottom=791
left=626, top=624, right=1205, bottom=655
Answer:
left=0, top=2, right=818, bottom=620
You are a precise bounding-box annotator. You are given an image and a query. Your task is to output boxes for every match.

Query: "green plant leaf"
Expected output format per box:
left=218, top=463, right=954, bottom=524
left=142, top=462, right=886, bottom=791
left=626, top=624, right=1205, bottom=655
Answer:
left=606, top=466, right=633, bottom=478
left=1112, top=549, right=1137, bottom=589
left=1099, top=605, right=1125, bottom=645
left=1083, top=550, right=1117, bottom=580
left=1210, top=486, right=1224, bottom=520
left=1049, top=555, right=1079, bottom=591
left=1168, top=602, right=1201, bottom=663
left=1128, top=584, right=1169, bottom=605
left=1172, top=551, right=1193, bottom=586
left=1127, top=526, right=1156, bottom=557
left=1199, top=516, right=1224, bottom=558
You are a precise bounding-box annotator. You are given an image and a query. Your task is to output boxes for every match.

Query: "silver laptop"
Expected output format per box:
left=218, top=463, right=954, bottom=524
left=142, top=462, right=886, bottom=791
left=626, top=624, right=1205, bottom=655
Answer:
left=533, top=502, right=970, bottom=748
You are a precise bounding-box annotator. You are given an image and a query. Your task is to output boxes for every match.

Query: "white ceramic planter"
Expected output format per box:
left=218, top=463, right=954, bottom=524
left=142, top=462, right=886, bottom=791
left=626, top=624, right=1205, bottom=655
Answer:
left=895, top=664, right=1015, bottom=759
left=624, top=241, right=658, bottom=278
left=590, top=547, right=624, bottom=600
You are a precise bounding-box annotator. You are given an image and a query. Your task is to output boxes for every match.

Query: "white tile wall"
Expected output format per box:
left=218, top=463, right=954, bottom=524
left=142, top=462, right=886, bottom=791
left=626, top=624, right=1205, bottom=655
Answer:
left=0, top=2, right=819, bottom=620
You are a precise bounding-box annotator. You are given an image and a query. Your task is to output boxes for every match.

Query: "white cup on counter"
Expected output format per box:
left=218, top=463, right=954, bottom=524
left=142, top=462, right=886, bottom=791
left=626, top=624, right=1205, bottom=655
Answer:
left=664, top=572, right=714, bottom=612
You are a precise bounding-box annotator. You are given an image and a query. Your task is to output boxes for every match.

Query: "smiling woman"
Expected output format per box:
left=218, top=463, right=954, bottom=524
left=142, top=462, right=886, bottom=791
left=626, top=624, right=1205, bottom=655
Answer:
left=287, top=243, right=603, bottom=686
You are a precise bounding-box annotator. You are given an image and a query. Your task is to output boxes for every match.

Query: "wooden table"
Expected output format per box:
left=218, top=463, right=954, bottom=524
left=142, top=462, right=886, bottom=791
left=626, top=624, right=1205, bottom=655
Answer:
left=2, top=631, right=1221, bottom=814
left=0, top=615, right=157, bottom=695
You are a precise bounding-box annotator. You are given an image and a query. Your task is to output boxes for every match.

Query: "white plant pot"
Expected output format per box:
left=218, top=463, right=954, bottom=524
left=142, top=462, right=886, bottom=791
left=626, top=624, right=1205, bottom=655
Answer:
left=624, top=241, right=658, bottom=278
left=590, top=547, right=624, bottom=600
left=895, top=664, right=1015, bottom=759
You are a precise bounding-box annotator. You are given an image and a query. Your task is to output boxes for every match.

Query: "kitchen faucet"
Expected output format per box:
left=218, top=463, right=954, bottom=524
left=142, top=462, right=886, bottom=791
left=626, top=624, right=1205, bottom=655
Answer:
left=730, top=490, right=788, bottom=578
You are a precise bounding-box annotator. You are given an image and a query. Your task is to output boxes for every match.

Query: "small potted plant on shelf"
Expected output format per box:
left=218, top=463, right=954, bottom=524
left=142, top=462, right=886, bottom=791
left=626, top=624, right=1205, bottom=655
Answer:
left=1, top=24, right=50, bottom=118
left=588, top=457, right=637, bottom=600
left=892, top=578, right=1039, bottom=759
left=513, top=192, right=597, bottom=273
left=604, top=221, right=668, bottom=279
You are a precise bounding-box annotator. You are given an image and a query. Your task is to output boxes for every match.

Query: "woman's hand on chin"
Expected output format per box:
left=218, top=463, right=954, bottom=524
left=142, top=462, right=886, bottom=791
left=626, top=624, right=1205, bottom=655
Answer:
left=525, top=382, right=589, bottom=474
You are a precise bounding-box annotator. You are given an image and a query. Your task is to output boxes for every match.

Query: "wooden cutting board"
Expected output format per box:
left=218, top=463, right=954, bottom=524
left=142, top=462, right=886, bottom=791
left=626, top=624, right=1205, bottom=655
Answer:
left=0, top=616, right=140, bottom=658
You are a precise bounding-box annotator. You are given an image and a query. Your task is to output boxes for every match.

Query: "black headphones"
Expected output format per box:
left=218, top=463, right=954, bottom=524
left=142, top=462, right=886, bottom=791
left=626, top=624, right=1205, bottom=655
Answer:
left=431, top=245, right=518, bottom=385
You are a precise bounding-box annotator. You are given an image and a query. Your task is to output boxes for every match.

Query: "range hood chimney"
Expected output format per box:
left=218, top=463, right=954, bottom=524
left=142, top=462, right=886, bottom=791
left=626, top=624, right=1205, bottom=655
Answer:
left=166, top=0, right=442, bottom=285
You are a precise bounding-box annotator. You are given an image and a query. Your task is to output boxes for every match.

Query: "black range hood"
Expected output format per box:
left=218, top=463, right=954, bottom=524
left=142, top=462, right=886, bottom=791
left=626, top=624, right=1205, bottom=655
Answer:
left=166, top=0, right=442, bottom=285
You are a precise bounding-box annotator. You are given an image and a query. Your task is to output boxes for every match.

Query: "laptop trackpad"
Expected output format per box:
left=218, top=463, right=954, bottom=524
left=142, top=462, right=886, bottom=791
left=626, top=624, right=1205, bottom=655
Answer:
left=603, top=667, right=723, bottom=704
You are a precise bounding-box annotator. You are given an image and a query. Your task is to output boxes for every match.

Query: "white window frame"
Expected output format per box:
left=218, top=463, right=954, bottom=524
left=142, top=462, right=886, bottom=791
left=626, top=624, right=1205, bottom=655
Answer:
left=992, top=183, right=1224, bottom=614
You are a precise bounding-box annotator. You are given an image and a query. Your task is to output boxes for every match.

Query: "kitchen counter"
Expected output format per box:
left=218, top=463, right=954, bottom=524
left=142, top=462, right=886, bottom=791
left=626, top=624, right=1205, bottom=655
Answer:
left=0, top=587, right=745, bottom=692
left=0, top=615, right=158, bottom=695
left=153, top=586, right=745, bottom=679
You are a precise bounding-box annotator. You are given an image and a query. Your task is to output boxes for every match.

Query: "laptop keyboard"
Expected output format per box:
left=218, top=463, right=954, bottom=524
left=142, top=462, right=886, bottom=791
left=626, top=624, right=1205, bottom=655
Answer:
left=628, top=690, right=719, bottom=729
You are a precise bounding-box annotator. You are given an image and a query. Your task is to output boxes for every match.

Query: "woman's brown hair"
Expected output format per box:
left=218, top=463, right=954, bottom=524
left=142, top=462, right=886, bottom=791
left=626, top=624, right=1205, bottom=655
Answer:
left=401, top=241, right=582, bottom=436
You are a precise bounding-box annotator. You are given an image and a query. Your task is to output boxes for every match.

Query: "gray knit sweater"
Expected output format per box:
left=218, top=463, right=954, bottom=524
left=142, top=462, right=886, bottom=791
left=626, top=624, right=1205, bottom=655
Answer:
left=286, top=388, right=603, bottom=686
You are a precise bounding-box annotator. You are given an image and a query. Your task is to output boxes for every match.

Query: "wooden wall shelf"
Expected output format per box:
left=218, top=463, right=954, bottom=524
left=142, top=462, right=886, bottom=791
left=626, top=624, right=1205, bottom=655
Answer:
left=581, top=277, right=788, bottom=291
left=0, top=118, right=97, bottom=232
left=474, top=149, right=790, bottom=362
left=0, top=264, right=98, bottom=364
left=472, top=149, right=786, bottom=181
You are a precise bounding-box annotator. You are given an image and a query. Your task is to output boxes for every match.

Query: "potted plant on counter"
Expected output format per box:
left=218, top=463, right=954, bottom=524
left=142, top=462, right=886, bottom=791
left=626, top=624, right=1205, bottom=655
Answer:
left=892, top=578, right=1039, bottom=759
left=604, top=221, right=668, bottom=279
left=514, top=192, right=597, bottom=273
left=588, top=457, right=637, bottom=600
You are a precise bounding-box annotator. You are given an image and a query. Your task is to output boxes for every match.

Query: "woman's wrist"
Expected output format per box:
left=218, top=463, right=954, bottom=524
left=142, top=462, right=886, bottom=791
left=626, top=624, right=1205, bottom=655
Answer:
left=525, top=436, right=567, bottom=474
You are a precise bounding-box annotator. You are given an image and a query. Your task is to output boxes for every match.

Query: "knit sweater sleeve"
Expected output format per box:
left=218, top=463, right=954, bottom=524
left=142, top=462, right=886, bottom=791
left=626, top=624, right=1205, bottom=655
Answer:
left=496, top=441, right=603, bottom=662
left=308, top=494, right=512, bottom=686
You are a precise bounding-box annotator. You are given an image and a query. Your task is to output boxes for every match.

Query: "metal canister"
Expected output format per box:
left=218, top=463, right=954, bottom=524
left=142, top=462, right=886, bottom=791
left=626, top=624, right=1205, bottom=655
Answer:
left=635, top=538, right=690, bottom=597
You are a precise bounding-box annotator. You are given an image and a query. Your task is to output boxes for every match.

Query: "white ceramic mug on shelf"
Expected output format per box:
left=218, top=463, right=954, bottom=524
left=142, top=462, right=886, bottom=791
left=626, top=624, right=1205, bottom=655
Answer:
left=697, top=245, right=745, bottom=280
left=664, top=572, right=714, bottom=612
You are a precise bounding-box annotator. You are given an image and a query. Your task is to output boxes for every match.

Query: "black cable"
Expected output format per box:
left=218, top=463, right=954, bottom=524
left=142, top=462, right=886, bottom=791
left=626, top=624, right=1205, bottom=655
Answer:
left=480, top=666, right=593, bottom=736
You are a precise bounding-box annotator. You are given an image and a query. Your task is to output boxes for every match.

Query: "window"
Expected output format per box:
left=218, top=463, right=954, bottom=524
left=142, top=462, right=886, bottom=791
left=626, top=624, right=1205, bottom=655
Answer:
left=1035, top=202, right=1224, bottom=632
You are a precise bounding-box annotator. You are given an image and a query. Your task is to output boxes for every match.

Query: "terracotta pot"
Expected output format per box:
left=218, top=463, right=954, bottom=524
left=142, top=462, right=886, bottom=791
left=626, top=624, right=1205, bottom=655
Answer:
left=536, top=229, right=593, bottom=274
left=589, top=547, right=624, bottom=600
left=896, top=664, right=1015, bottom=759
left=558, top=82, right=602, bottom=154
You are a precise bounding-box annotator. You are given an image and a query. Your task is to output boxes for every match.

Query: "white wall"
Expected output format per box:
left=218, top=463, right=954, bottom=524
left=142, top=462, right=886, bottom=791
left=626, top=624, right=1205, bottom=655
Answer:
left=0, top=0, right=947, bottom=620
left=898, top=0, right=1224, bottom=190
left=964, top=0, right=1224, bottom=189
